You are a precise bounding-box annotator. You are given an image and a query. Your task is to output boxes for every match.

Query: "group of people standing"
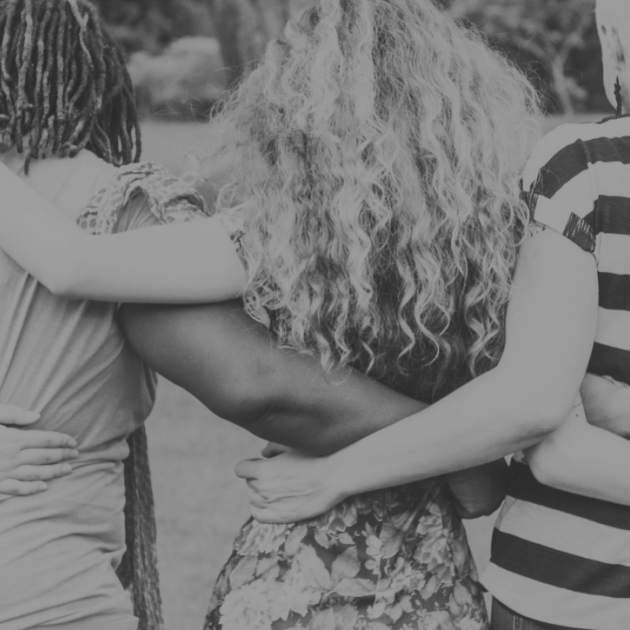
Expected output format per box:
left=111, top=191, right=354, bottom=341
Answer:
left=0, top=0, right=628, bottom=629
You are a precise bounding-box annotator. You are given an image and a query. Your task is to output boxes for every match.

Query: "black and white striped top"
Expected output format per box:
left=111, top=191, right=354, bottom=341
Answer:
left=481, top=116, right=630, bottom=630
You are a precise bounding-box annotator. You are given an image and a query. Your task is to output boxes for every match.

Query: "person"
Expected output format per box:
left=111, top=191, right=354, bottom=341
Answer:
left=0, top=404, right=77, bottom=498
left=0, top=1, right=209, bottom=628
left=232, top=1, right=630, bottom=629
left=0, top=2, right=513, bottom=629
left=0, top=0, right=543, bottom=627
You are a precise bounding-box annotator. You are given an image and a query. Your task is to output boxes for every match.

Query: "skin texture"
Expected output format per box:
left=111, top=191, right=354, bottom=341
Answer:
left=235, top=227, right=618, bottom=523
left=581, top=373, right=630, bottom=438
left=119, top=300, right=508, bottom=518
left=0, top=405, right=78, bottom=497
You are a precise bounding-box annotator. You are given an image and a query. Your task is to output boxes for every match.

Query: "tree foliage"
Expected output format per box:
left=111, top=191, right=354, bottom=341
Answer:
left=451, top=0, right=602, bottom=114
left=92, top=0, right=214, bottom=53
left=93, top=0, right=609, bottom=115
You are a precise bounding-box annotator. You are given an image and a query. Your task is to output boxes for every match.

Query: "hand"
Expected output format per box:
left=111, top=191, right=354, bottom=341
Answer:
left=260, top=442, right=291, bottom=458
left=581, top=373, right=630, bottom=437
left=0, top=404, right=79, bottom=498
left=235, top=449, right=345, bottom=523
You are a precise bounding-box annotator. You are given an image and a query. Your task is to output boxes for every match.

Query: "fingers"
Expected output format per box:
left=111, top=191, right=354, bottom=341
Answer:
left=18, top=448, right=79, bottom=466
left=0, top=405, right=40, bottom=427
left=246, top=479, right=261, bottom=493
left=0, top=479, right=48, bottom=496
left=249, top=492, right=268, bottom=509
left=235, top=458, right=262, bottom=480
left=261, top=442, right=289, bottom=458
left=17, top=430, right=77, bottom=450
left=249, top=504, right=292, bottom=524
left=11, top=463, right=73, bottom=482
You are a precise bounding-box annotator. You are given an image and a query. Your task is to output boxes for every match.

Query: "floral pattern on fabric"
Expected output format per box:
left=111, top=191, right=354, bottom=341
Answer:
left=77, top=162, right=210, bottom=234
left=205, top=480, right=488, bottom=630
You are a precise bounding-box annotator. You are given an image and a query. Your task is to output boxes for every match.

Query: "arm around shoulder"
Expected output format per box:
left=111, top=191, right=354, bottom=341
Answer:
left=119, top=301, right=428, bottom=455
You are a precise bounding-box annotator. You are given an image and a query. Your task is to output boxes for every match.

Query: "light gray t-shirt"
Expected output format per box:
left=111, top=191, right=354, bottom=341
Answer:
left=0, top=151, right=207, bottom=630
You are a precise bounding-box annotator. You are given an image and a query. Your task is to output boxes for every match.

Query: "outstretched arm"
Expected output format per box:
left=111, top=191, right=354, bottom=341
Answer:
left=120, top=301, right=507, bottom=517
left=0, top=162, right=245, bottom=303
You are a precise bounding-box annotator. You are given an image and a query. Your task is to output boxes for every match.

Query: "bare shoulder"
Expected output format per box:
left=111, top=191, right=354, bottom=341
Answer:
left=19, top=150, right=118, bottom=220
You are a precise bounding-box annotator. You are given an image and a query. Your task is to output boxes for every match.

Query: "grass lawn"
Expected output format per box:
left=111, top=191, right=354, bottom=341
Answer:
left=139, top=112, right=607, bottom=629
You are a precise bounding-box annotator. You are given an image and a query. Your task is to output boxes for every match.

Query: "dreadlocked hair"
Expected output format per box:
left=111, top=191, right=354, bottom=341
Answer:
left=0, top=0, right=140, bottom=171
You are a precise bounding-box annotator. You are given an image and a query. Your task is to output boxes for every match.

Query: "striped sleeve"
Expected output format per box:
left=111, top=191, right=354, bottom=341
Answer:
left=522, top=125, right=597, bottom=254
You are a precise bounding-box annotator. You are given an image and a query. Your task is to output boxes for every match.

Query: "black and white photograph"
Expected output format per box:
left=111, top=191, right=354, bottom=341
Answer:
left=0, top=1, right=627, bottom=629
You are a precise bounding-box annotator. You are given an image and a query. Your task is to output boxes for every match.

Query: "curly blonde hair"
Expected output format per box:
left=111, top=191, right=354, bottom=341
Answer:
left=203, top=0, right=541, bottom=399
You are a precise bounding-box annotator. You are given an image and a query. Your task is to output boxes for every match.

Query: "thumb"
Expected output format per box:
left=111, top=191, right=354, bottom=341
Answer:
left=235, top=458, right=263, bottom=480
left=261, top=442, right=290, bottom=458
left=0, top=405, right=40, bottom=426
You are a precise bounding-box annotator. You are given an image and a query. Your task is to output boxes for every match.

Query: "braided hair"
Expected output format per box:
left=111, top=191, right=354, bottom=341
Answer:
left=0, top=0, right=140, bottom=171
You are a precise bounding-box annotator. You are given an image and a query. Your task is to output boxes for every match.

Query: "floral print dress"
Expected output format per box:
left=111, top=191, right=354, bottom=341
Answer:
left=205, top=478, right=488, bottom=630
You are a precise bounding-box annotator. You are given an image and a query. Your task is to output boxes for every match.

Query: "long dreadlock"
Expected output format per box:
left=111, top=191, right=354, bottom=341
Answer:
left=0, top=0, right=141, bottom=171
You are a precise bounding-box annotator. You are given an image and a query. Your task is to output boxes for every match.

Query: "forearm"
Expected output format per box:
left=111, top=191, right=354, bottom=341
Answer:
left=0, top=163, right=244, bottom=303
left=327, top=230, right=598, bottom=500
left=120, top=302, right=426, bottom=455
left=526, top=405, right=630, bottom=505
left=328, top=365, right=565, bottom=499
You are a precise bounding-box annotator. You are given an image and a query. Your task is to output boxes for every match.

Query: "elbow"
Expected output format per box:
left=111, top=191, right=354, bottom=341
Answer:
left=527, top=448, right=558, bottom=488
left=506, top=397, right=570, bottom=447
left=39, top=254, right=85, bottom=299
left=208, top=373, right=275, bottom=428
left=44, top=275, right=80, bottom=299
left=526, top=401, right=570, bottom=438
left=526, top=434, right=575, bottom=491
left=496, top=366, right=574, bottom=443
left=528, top=451, right=569, bottom=491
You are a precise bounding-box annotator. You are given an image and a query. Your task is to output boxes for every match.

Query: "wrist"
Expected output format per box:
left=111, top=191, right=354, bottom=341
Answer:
left=327, top=451, right=362, bottom=502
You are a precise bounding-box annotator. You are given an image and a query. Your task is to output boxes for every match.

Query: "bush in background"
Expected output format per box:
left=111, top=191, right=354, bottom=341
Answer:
left=128, top=37, right=229, bottom=121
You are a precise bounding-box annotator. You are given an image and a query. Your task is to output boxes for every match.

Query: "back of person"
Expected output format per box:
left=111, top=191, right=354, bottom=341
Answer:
left=483, top=117, right=630, bottom=630
left=0, top=149, right=153, bottom=630
left=0, top=148, right=208, bottom=630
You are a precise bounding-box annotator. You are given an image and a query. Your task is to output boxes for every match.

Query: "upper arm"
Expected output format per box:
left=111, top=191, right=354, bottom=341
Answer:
left=119, top=301, right=272, bottom=422
left=500, top=228, right=598, bottom=423
left=62, top=163, right=247, bottom=303
left=500, top=129, right=599, bottom=424
left=65, top=216, right=247, bottom=303
left=119, top=301, right=426, bottom=454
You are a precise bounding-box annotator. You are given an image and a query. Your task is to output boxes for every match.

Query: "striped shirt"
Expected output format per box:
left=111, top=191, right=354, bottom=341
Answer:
left=481, top=116, right=630, bottom=630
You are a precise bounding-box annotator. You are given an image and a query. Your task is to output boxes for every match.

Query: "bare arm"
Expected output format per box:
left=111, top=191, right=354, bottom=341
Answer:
left=236, top=228, right=600, bottom=523
left=322, top=230, right=599, bottom=493
left=120, top=301, right=425, bottom=455
left=580, top=374, right=630, bottom=438
left=0, top=163, right=245, bottom=303
left=120, top=301, right=506, bottom=516
left=526, top=401, right=630, bottom=505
